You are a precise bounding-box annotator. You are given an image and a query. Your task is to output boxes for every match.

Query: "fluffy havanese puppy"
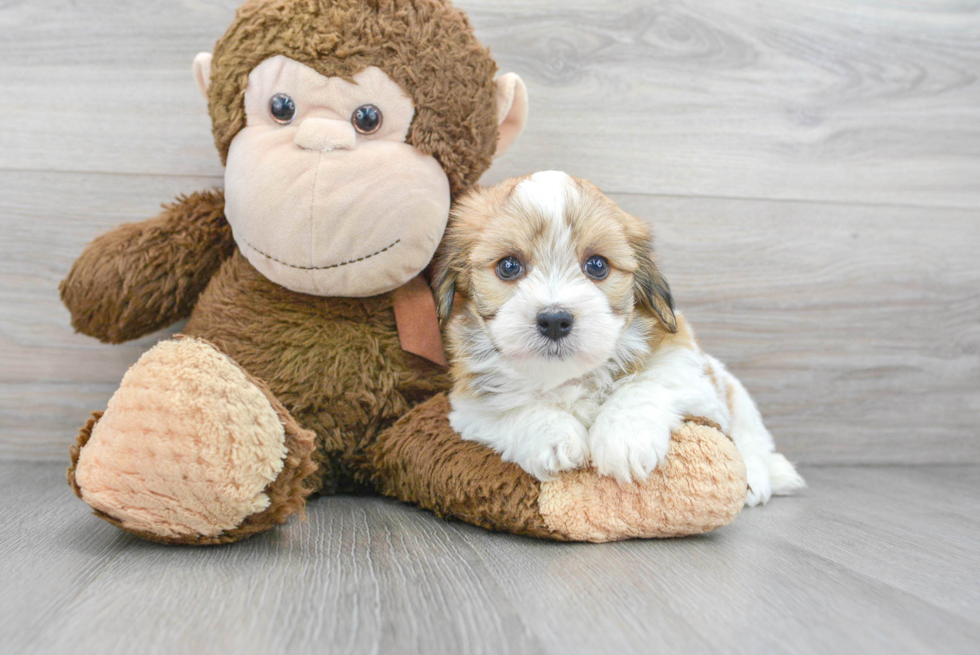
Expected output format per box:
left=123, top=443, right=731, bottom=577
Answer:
left=434, top=171, right=805, bottom=506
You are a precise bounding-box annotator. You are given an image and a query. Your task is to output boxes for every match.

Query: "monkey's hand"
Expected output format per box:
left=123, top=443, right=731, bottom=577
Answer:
left=60, top=189, right=234, bottom=344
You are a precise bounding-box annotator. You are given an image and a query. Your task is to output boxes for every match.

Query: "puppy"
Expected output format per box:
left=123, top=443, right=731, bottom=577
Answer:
left=434, top=171, right=805, bottom=506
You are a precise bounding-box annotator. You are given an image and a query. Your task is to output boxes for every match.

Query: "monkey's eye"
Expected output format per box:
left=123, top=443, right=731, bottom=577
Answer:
left=495, top=256, right=524, bottom=281
left=269, top=93, right=296, bottom=124
left=351, top=104, right=383, bottom=134
left=584, top=255, right=610, bottom=280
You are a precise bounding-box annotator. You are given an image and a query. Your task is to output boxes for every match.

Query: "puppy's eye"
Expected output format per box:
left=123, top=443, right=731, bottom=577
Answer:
left=584, top=255, right=610, bottom=280
left=269, top=93, right=296, bottom=124
left=495, top=256, right=523, bottom=281
left=352, top=104, right=383, bottom=134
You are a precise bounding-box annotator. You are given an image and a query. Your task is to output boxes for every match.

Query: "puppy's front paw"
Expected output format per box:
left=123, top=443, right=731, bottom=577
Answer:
left=589, top=410, right=672, bottom=484
left=743, top=454, right=773, bottom=507
left=520, top=415, right=589, bottom=482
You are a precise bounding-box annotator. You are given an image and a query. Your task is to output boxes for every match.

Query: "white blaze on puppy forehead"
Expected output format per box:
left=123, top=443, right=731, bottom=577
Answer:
left=514, top=171, right=578, bottom=224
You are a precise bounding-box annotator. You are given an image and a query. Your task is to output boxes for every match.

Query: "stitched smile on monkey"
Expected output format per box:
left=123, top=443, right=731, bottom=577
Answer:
left=217, top=56, right=451, bottom=297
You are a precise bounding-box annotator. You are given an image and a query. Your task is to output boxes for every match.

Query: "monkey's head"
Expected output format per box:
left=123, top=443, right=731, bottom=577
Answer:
left=192, top=0, right=527, bottom=297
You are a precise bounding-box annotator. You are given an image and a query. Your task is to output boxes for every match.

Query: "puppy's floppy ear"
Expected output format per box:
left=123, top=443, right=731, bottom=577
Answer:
left=433, top=248, right=464, bottom=325
left=634, top=246, right=677, bottom=333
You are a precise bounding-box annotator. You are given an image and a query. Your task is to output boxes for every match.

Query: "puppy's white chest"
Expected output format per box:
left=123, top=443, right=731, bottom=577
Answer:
left=548, top=378, right=610, bottom=428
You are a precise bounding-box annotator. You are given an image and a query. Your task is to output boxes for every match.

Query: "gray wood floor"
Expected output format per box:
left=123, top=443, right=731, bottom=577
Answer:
left=1, top=463, right=978, bottom=655
left=2, top=1, right=979, bottom=653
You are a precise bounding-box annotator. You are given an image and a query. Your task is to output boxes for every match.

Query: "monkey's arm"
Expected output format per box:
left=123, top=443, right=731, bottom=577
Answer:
left=60, top=189, right=234, bottom=344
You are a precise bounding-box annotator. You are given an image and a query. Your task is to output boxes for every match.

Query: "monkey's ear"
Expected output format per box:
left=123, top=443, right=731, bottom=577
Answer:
left=494, top=73, right=528, bottom=159
left=634, top=249, right=678, bottom=333
left=193, top=52, right=213, bottom=101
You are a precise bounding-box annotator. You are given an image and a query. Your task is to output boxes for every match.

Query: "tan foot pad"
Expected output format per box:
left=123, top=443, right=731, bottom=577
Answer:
left=538, top=421, right=747, bottom=541
left=68, top=337, right=316, bottom=544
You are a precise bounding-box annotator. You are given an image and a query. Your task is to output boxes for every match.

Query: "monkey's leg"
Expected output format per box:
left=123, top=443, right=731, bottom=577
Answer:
left=67, top=337, right=318, bottom=545
left=367, top=394, right=748, bottom=542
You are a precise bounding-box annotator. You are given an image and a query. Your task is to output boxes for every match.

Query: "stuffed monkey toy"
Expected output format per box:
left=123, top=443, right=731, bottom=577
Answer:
left=61, top=0, right=747, bottom=545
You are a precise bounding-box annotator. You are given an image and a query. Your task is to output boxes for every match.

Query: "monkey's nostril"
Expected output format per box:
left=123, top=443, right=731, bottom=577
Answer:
left=536, top=309, right=574, bottom=341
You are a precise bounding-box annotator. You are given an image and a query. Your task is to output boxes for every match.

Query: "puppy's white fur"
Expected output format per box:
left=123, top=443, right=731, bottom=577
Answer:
left=441, top=171, right=804, bottom=506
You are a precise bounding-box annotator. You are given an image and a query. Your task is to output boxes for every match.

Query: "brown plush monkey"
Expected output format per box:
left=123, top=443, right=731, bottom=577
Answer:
left=61, top=0, right=747, bottom=545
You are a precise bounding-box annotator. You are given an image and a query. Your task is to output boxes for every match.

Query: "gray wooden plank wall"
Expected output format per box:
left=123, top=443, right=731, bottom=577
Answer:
left=1, top=0, right=978, bottom=464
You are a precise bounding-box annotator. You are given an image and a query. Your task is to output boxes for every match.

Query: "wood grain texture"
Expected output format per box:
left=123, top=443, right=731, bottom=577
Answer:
left=618, top=192, right=980, bottom=465
left=2, top=463, right=979, bottom=655
left=0, top=0, right=977, bottom=206
left=456, top=465, right=980, bottom=655
left=2, top=170, right=977, bottom=463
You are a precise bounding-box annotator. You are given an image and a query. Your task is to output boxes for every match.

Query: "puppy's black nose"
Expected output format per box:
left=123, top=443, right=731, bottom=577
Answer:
left=536, top=310, right=574, bottom=341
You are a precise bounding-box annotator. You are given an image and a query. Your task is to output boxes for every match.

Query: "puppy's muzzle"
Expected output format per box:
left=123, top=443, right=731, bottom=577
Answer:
left=536, top=309, right=574, bottom=342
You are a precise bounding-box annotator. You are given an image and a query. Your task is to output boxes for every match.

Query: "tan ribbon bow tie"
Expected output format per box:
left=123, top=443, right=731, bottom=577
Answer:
left=391, top=274, right=448, bottom=368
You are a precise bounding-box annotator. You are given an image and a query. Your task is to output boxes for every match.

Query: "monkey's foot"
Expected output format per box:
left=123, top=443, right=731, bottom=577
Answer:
left=535, top=419, right=747, bottom=541
left=372, top=394, right=747, bottom=542
left=68, top=337, right=317, bottom=545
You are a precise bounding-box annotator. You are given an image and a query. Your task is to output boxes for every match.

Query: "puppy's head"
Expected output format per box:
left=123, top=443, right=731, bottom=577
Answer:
left=435, top=171, right=676, bottom=388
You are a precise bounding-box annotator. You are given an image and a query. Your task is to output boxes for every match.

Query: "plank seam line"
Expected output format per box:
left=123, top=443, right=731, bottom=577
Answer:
left=2, top=166, right=976, bottom=212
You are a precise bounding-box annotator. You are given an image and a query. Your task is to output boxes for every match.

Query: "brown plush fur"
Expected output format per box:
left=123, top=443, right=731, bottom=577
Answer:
left=183, top=251, right=451, bottom=495
left=209, top=0, right=499, bottom=196
left=60, top=190, right=233, bottom=344
left=370, top=393, right=555, bottom=538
